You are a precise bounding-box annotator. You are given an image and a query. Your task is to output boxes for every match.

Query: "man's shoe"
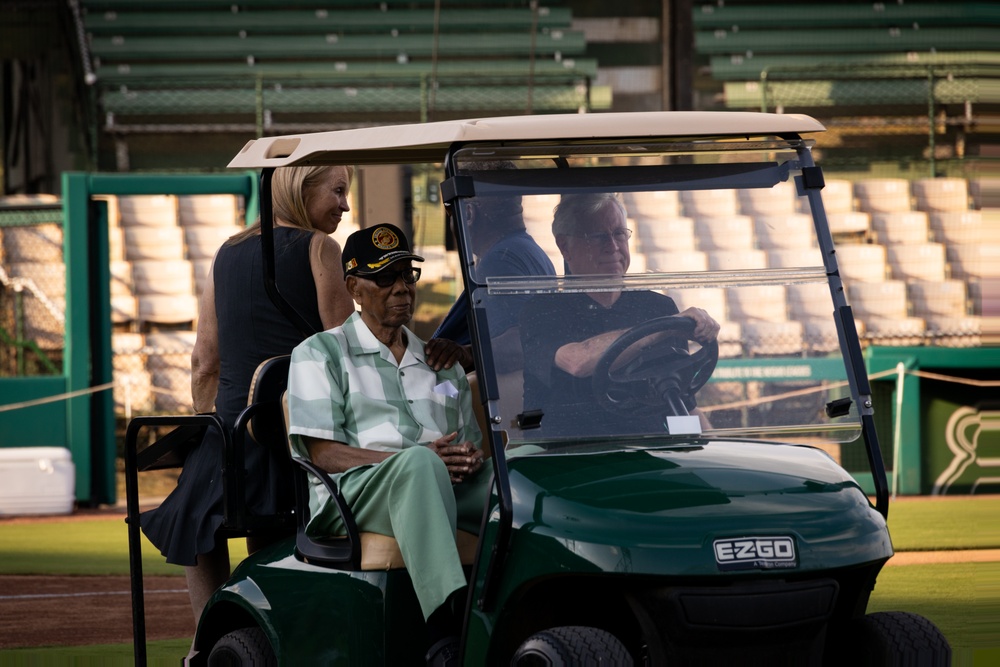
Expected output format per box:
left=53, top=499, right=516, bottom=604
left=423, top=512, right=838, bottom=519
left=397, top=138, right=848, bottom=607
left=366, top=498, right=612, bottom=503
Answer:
left=425, top=636, right=461, bottom=667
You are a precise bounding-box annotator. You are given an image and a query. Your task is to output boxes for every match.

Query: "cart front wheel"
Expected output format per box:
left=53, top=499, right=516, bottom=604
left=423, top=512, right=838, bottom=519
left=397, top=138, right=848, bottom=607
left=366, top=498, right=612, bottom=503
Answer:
left=207, top=626, right=276, bottom=666
left=847, top=611, right=951, bottom=666
left=512, top=625, right=633, bottom=666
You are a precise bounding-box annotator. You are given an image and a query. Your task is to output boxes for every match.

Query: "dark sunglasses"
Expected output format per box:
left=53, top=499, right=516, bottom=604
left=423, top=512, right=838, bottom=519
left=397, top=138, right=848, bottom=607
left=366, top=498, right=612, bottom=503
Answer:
left=359, top=267, right=421, bottom=288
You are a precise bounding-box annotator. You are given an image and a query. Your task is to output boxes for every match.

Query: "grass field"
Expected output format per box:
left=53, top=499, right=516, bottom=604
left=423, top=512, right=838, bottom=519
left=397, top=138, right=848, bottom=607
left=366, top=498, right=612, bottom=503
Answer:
left=1, top=496, right=998, bottom=663
left=886, top=496, right=1000, bottom=551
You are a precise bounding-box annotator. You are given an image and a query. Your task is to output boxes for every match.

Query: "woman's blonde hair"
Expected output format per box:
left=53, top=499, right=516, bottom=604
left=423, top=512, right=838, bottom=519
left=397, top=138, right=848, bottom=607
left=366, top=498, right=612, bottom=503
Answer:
left=226, top=164, right=355, bottom=245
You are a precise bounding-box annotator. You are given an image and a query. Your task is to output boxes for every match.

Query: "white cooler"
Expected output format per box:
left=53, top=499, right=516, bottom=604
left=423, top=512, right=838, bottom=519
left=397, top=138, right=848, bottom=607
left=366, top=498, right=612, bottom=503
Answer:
left=0, top=446, right=75, bottom=516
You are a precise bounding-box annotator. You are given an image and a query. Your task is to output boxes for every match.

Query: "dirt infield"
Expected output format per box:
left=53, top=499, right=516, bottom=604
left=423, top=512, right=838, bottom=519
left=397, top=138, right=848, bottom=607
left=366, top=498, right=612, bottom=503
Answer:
left=0, top=574, right=193, bottom=650
left=0, top=505, right=193, bottom=651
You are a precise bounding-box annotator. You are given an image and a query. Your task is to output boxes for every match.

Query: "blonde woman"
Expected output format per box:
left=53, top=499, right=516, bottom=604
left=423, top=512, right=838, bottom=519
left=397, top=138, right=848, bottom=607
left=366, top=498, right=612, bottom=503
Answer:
left=140, top=165, right=357, bottom=633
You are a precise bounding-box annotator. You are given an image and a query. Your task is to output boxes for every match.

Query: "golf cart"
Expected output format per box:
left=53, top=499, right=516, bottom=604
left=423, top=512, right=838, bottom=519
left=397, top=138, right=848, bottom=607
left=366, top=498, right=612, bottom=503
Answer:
left=126, top=111, right=950, bottom=666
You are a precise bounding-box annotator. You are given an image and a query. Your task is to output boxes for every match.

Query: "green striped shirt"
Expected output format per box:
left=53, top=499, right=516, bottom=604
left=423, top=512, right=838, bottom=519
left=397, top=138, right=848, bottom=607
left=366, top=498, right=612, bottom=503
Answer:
left=287, top=311, right=481, bottom=468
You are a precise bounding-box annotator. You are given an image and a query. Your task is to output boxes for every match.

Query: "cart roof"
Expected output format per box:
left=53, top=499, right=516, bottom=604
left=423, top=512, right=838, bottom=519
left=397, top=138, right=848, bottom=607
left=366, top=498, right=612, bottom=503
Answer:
left=227, top=111, right=825, bottom=168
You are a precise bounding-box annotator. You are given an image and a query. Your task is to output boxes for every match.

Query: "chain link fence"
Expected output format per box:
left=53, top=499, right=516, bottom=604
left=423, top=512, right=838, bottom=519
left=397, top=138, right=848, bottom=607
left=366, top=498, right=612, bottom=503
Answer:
left=0, top=205, right=66, bottom=377
left=711, top=63, right=1000, bottom=179
left=0, top=217, right=200, bottom=420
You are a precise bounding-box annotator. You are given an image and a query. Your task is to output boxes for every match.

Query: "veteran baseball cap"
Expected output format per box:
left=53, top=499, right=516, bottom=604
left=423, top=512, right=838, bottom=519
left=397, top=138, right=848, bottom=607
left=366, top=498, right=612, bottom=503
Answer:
left=343, top=223, right=424, bottom=277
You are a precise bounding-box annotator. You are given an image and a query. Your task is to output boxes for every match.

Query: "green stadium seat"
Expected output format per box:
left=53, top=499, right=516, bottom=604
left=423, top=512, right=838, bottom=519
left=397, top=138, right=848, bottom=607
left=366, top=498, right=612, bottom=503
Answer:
left=89, top=31, right=586, bottom=62
left=708, top=52, right=1000, bottom=82
left=696, top=28, right=997, bottom=57
left=693, top=2, right=998, bottom=123
left=721, top=78, right=1000, bottom=110
left=84, top=6, right=574, bottom=35
left=693, top=3, right=1000, bottom=31
left=79, top=1, right=610, bottom=135
left=94, top=59, right=600, bottom=87
left=100, top=83, right=611, bottom=119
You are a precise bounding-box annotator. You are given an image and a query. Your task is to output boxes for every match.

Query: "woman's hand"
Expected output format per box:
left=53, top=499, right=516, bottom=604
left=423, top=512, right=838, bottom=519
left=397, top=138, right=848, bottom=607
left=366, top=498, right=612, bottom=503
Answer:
left=424, top=338, right=473, bottom=372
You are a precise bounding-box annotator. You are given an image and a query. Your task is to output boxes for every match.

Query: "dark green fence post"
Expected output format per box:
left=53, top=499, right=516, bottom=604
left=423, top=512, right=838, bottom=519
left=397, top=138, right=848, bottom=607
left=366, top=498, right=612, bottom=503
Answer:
left=62, top=172, right=98, bottom=503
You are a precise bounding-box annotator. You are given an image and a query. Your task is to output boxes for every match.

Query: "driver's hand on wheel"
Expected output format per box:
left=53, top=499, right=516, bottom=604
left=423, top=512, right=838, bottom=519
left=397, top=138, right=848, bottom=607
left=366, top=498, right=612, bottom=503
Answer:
left=678, top=307, right=720, bottom=344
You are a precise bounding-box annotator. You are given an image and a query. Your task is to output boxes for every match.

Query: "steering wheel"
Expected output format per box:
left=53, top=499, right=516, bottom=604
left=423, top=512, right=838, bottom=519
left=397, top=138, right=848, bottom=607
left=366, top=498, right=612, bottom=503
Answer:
left=592, top=316, right=719, bottom=417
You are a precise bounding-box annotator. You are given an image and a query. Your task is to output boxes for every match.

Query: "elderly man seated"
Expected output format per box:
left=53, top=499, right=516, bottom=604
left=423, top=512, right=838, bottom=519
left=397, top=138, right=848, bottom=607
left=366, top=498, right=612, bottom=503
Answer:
left=286, top=223, right=487, bottom=667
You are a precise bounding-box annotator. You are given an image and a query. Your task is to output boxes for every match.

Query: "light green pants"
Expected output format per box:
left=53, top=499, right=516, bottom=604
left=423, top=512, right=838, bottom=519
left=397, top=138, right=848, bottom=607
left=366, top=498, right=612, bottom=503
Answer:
left=334, top=446, right=491, bottom=619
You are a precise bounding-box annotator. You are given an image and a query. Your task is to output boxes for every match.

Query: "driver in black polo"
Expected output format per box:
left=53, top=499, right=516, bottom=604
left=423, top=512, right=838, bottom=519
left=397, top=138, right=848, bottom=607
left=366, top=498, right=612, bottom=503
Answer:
left=519, top=192, right=720, bottom=436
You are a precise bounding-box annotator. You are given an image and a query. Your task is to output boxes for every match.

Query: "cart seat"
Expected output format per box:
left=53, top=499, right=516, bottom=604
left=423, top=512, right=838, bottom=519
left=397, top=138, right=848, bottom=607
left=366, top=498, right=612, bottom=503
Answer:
left=360, top=529, right=479, bottom=570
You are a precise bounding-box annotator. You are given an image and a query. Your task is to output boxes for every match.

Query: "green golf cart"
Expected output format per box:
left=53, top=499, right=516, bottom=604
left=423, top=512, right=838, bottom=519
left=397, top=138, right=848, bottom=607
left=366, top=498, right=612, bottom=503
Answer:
left=127, top=111, right=950, bottom=666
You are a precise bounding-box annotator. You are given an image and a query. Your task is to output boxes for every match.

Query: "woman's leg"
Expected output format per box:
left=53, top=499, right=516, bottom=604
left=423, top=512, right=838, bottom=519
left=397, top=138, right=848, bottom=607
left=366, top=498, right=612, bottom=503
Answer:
left=183, top=539, right=230, bottom=623
left=182, top=538, right=230, bottom=662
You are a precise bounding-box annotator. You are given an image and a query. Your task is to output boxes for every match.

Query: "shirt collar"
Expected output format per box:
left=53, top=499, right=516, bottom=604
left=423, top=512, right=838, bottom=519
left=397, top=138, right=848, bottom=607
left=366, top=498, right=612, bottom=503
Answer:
left=342, top=311, right=426, bottom=368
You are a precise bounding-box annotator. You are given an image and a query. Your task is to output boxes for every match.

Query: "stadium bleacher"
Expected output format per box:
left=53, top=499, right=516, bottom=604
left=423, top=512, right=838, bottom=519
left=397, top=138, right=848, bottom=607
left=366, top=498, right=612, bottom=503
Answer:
left=80, top=0, right=610, bottom=142
left=2, top=176, right=996, bottom=419
left=693, top=2, right=1000, bottom=111
left=690, top=0, right=1000, bottom=184
left=617, top=171, right=997, bottom=352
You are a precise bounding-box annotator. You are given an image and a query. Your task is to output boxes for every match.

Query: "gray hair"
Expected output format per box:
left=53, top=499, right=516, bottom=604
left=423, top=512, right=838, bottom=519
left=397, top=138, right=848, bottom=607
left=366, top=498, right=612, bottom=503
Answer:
left=552, top=192, right=627, bottom=237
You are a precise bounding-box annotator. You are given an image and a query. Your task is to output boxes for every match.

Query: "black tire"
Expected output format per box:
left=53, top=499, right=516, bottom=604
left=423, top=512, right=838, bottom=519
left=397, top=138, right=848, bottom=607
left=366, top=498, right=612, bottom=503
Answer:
left=512, top=625, right=633, bottom=666
left=850, top=611, right=951, bottom=667
left=207, top=626, right=277, bottom=667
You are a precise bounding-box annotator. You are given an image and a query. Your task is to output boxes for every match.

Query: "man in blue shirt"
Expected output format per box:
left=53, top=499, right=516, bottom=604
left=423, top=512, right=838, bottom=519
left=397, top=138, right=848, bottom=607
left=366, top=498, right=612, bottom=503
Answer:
left=430, top=161, right=556, bottom=374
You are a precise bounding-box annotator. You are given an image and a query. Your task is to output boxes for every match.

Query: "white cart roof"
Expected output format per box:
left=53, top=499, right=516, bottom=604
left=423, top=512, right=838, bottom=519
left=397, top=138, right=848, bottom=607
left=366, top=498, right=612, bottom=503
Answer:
left=228, top=111, right=825, bottom=168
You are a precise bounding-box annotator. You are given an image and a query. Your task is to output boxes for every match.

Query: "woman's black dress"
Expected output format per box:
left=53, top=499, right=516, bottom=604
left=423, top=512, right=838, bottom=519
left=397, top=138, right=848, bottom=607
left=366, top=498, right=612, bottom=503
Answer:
left=140, top=227, right=327, bottom=565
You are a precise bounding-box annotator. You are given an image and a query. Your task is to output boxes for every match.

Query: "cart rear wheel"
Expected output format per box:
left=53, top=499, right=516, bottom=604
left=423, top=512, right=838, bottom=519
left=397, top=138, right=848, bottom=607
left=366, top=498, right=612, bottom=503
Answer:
left=849, top=611, right=950, bottom=666
left=207, top=626, right=277, bottom=666
left=512, top=625, right=633, bottom=666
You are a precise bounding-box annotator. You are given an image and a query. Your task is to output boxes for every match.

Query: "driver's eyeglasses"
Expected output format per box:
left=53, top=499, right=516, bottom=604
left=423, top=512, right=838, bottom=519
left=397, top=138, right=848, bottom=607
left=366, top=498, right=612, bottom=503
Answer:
left=359, top=267, right=421, bottom=288
left=572, top=228, right=632, bottom=245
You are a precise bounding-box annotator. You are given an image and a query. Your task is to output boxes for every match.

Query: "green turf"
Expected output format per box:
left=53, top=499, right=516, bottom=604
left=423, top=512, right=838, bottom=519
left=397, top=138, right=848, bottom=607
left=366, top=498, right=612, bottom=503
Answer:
left=885, top=497, right=1000, bottom=551
left=0, top=497, right=993, bottom=577
left=0, top=638, right=189, bottom=665
left=0, top=519, right=248, bottom=576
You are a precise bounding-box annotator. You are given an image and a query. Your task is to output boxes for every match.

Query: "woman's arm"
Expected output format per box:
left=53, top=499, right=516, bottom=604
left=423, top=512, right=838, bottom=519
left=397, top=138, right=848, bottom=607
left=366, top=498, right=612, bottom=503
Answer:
left=310, top=232, right=356, bottom=329
left=191, top=255, right=221, bottom=413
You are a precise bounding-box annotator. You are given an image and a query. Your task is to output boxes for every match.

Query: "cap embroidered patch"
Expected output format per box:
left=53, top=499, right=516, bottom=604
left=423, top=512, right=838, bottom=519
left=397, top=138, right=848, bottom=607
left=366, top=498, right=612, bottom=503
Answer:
left=372, top=227, right=399, bottom=250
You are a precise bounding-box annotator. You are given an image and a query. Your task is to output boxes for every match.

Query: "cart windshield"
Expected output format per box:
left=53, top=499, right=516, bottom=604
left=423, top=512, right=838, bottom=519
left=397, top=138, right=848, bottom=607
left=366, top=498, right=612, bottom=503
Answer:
left=448, top=139, right=861, bottom=458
